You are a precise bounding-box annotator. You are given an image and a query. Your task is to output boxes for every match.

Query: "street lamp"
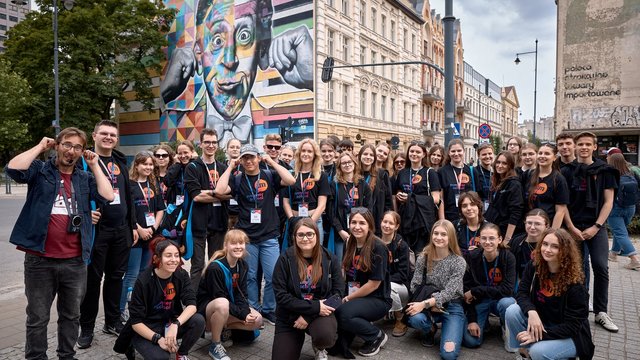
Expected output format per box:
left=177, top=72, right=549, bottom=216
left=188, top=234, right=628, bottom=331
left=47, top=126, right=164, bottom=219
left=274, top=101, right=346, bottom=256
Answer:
left=515, top=39, right=538, bottom=140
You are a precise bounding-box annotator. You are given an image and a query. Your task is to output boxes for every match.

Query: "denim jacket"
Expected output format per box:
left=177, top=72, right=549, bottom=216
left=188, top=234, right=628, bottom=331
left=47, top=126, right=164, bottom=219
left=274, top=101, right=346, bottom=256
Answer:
left=7, top=157, right=108, bottom=262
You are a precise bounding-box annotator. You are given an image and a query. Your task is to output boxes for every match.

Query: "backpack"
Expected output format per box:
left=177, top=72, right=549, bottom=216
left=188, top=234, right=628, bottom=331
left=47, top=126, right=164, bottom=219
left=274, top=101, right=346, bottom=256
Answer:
left=616, top=173, right=639, bottom=208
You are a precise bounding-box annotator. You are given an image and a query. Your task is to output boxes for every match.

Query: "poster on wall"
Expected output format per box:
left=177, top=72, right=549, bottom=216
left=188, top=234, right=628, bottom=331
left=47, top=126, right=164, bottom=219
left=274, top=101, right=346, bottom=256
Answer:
left=160, top=0, right=315, bottom=148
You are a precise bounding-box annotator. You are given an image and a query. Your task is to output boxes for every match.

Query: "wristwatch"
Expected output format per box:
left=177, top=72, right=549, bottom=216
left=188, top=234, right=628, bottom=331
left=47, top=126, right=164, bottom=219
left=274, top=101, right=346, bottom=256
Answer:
left=172, top=319, right=181, bottom=327
left=594, top=223, right=602, bottom=229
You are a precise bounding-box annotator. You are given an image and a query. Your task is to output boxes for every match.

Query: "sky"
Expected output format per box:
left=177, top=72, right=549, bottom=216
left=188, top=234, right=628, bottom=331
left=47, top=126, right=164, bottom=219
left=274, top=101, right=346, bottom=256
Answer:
left=430, top=0, right=558, bottom=123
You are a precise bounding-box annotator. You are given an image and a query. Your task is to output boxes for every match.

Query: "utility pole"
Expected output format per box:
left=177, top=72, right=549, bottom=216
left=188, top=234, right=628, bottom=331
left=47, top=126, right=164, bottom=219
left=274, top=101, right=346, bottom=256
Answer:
left=443, top=0, right=456, bottom=147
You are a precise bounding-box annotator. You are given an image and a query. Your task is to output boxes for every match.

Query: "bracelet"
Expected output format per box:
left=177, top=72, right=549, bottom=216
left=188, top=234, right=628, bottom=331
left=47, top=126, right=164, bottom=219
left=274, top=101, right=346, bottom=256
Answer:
left=172, top=319, right=181, bottom=327
left=151, top=333, right=161, bottom=345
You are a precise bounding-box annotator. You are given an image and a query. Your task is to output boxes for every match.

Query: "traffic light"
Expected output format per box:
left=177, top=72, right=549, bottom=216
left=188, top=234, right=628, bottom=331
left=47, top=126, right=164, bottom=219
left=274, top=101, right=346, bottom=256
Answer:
left=321, top=57, right=335, bottom=83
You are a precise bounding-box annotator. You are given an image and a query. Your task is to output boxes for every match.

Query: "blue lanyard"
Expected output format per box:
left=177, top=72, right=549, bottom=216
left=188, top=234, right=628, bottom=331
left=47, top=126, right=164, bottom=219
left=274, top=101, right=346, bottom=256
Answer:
left=365, top=174, right=371, bottom=185
left=245, top=171, right=261, bottom=209
left=345, top=182, right=355, bottom=208
left=482, top=254, right=499, bottom=287
left=480, top=167, right=491, bottom=190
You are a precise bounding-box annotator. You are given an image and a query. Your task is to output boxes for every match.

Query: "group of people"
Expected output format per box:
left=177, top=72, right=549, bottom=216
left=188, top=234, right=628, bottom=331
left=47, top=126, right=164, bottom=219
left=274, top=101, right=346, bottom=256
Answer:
left=7, top=120, right=638, bottom=360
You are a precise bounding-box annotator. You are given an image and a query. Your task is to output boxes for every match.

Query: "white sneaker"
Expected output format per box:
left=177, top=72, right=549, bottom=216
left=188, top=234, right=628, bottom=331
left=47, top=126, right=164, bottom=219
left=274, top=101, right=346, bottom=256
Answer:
left=595, top=312, right=619, bottom=332
left=313, top=346, right=328, bottom=360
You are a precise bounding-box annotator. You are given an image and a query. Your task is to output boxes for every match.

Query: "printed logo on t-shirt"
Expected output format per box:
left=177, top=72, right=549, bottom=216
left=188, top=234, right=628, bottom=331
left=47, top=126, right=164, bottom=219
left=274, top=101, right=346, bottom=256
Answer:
left=256, top=179, right=269, bottom=193
left=537, top=278, right=556, bottom=302
left=488, top=267, right=503, bottom=286
left=51, top=193, right=71, bottom=215
left=300, top=264, right=317, bottom=300
left=232, top=272, right=239, bottom=289
left=346, top=254, right=362, bottom=278
left=468, top=236, right=479, bottom=248
left=209, top=169, right=220, bottom=182
left=534, top=183, right=548, bottom=195
left=154, top=281, right=176, bottom=311
left=107, top=162, right=121, bottom=176
left=349, top=187, right=359, bottom=200
left=459, top=173, right=470, bottom=184
left=412, top=174, right=422, bottom=184
left=303, top=178, right=316, bottom=190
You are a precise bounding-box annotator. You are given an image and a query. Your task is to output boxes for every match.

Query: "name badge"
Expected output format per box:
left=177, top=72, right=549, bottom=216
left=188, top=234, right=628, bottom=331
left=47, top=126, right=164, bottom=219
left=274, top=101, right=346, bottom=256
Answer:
left=212, top=198, right=222, bottom=207
left=251, top=209, right=262, bottom=224
left=175, top=194, right=184, bottom=206
left=274, top=194, right=280, bottom=207
left=298, top=203, right=309, bottom=217
left=230, top=198, right=238, bottom=206
left=348, top=281, right=361, bottom=296
left=483, top=200, right=490, bottom=212
left=455, top=193, right=460, bottom=207
left=110, top=188, right=121, bottom=205
left=145, top=212, right=156, bottom=227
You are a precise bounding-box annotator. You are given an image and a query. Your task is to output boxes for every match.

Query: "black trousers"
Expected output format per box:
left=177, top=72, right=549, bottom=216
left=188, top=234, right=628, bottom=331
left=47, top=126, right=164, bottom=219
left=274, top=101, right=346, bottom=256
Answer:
left=80, top=224, right=131, bottom=329
left=132, top=314, right=205, bottom=358
left=190, top=230, right=225, bottom=292
left=272, top=314, right=338, bottom=360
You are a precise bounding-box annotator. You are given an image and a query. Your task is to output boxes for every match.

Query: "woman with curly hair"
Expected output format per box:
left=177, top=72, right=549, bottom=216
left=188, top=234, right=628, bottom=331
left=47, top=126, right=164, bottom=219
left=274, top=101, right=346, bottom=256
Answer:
left=505, top=228, right=594, bottom=360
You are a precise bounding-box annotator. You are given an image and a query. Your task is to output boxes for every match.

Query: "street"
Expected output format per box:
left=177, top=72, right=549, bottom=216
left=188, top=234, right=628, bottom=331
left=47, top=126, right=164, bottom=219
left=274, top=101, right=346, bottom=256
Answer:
left=0, top=195, right=27, bottom=300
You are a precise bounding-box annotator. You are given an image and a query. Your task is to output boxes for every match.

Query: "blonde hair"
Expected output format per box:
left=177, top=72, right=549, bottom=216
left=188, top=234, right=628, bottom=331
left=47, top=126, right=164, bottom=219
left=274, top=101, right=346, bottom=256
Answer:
left=335, top=152, right=363, bottom=184
left=203, top=229, right=250, bottom=275
left=293, top=138, right=322, bottom=180
left=422, top=220, right=461, bottom=271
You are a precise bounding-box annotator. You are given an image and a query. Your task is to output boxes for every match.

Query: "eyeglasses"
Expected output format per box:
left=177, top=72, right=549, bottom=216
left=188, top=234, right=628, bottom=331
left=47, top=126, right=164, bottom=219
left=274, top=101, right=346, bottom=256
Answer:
left=394, top=160, right=406, bottom=164
left=340, top=161, right=354, bottom=166
left=154, top=153, right=169, bottom=159
left=295, top=232, right=316, bottom=240
left=410, top=140, right=425, bottom=146
left=265, top=144, right=282, bottom=151
left=350, top=207, right=369, bottom=215
left=202, top=140, right=218, bottom=147
left=541, top=142, right=557, bottom=149
left=60, top=142, right=84, bottom=152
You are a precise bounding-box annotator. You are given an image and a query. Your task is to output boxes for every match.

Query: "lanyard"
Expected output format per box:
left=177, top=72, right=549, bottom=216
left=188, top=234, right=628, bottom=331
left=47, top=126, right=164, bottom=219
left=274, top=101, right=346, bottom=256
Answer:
left=137, top=180, right=152, bottom=211
left=466, top=226, right=478, bottom=248
left=299, top=173, right=308, bottom=204
left=409, top=167, right=423, bottom=193
left=323, top=164, right=334, bottom=180
left=364, top=174, right=371, bottom=185
left=344, top=182, right=355, bottom=208
left=480, top=166, right=491, bottom=190
left=245, top=171, right=261, bottom=209
left=203, top=158, right=218, bottom=189
left=452, top=165, right=463, bottom=192
left=59, top=179, right=77, bottom=216
left=482, top=254, right=499, bottom=287
left=98, top=158, right=116, bottom=186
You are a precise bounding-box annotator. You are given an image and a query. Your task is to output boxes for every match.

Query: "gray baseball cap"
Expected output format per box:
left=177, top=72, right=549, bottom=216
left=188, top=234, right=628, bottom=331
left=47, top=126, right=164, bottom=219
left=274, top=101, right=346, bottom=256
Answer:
left=239, top=144, right=260, bottom=157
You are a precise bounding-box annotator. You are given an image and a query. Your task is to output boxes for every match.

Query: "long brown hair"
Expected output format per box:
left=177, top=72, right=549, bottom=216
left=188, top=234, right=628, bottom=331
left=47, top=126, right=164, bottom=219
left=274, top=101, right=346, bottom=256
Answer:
left=358, top=144, right=378, bottom=191
left=428, top=144, right=445, bottom=168
left=405, top=141, right=429, bottom=169
left=607, top=153, right=630, bottom=175
left=391, top=153, right=407, bottom=177
left=293, top=218, right=323, bottom=285
left=129, top=151, right=158, bottom=193
left=528, top=143, right=560, bottom=208
left=491, top=151, right=516, bottom=191
left=443, top=139, right=465, bottom=166
left=533, top=228, right=584, bottom=295
left=458, top=191, right=484, bottom=224
left=342, top=208, right=378, bottom=273
left=421, top=220, right=461, bottom=272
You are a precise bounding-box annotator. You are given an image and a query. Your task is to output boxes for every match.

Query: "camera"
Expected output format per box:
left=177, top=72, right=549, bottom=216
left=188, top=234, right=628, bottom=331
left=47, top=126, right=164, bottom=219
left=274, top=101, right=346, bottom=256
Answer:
left=67, top=215, right=82, bottom=233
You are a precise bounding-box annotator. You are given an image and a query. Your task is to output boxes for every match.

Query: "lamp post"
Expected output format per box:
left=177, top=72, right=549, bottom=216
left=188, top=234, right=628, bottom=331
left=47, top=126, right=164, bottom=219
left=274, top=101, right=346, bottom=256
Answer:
left=515, top=39, right=538, bottom=140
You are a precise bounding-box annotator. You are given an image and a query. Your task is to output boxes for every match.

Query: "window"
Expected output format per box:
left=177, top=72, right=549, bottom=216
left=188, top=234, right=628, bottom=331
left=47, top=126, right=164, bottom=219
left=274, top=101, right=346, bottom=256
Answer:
left=390, top=98, right=396, bottom=119
left=381, top=95, right=387, bottom=119
left=0, top=25, right=6, bottom=31
left=0, top=2, right=6, bottom=8
left=342, top=84, right=349, bottom=112
left=360, top=1, right=366, bottom=24
left=371, top=50, right=377, bottom=74
left=328, top=0, right=334, bottom=8
left=390, top=21, right=396, bottom=43
left=403, top=28, right=408, bottom=49
left=9, top=15, right=17, bottom=22
left=360, top=89, right=367, bottom=116
left=342, top=0, right=348, bottom=15
left=371, top=8, right=377, bottom=32
left=412, top=104, right=416, bottom=125
left=0, top=14, right=6, bottom=20
left=371, top=92, right=377, bottom=118
left=412, top=34, right=416, bottom=53
left=381, top=15, right=386, bottom=37
left=360, top=45, right=366, bottom=64
left=381, top=55, right=386, bottom=78
left=328, top=82, right=335, bottom=110
left=342, top=36, right=349, bottom=62
left=403, top=102, right=408, bottom=124
left=328, top=30, right=335, bottom=56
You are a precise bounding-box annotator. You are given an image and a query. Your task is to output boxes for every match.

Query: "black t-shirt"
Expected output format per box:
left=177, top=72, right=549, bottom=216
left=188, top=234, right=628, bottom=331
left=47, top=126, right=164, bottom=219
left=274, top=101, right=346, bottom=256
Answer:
left=230, top=169, right=282, bottom=242
left=205, top=161, right=228, bottom=232
left=284, top=172, right=330, bottom=210
left=393, top=167, right=442, bottom=196
left=535, top=275, right=562, bottom=327
left=476, top=166, right=492, bottom=202
left=523, top=171, right=569, bottom=221
left=455, top=221, right=483, bottom=255
left=299, top=258, right=323, bottom=300
left=568, top=163, right=617, bottom=225
left=512, top=237, right=536, bottom=280
left=322, top=163, right=336, bottom=183
left=98, top=155, right=128, bottom=226
left=438, top=164, right=478, bottom=222
left=345, top=241, right=391, bottom=303
left=130, top=180, right=166, bottom=247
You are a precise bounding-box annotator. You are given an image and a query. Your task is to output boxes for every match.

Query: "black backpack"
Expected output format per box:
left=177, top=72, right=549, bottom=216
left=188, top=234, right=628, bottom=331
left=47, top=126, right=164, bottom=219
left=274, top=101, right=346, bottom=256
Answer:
left=616, top=173, right=639, bottom=208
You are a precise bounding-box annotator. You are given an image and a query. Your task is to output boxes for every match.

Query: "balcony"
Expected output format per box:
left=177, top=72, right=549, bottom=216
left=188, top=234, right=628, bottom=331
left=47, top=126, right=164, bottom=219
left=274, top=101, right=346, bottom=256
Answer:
left=456, top=101, right=470, bottom=115
left=422, top=86, right=442, bottom=103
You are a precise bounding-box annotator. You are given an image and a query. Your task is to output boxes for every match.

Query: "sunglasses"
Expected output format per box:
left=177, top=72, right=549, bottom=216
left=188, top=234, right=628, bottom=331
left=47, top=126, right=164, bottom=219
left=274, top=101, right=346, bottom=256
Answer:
left=350, top=207, right=369, bottom=215
left=266, top=144, right=282, bottom=151
left=394, top=160, right=406, bottom=164
left=154, top=153, right=169, bottom=159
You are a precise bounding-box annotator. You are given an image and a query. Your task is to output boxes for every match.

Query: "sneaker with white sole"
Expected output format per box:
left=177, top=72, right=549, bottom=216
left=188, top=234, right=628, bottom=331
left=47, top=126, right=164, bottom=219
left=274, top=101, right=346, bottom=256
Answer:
left=313, top=346, right=328, bottom=360
left=595, top=312, right=619, bottom=332
left=209, top=342, right=231, bottom=360
left=624, top=260, right=640, bottom=270
left=608, top=252, right=618, bottom=262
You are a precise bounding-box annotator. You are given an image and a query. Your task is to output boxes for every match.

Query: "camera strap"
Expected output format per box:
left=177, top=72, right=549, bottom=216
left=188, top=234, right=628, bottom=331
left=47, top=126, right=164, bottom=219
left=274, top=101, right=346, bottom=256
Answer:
left=59, top=179, right=77, bottom=216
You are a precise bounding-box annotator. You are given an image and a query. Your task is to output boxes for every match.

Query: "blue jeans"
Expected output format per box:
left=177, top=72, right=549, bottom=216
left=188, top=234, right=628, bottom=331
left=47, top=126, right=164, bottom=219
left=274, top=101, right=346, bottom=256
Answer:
left=505, top=304, right=577, bottom=360
left=608, top=204, right=637, bottom=256
left=246, top=238, right=279, bottom=313
left=24, top=254, right=87, bottom=360
left=463, top=297, right=516, bottom=347
left=119, top=246, right=151, bottom=313
left=407, top=301, right=465, bottom=360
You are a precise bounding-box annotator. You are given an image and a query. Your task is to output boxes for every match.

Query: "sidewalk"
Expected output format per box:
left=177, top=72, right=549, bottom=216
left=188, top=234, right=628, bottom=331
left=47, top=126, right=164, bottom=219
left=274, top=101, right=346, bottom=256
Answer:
left=1, top=252, right=639, bottom=359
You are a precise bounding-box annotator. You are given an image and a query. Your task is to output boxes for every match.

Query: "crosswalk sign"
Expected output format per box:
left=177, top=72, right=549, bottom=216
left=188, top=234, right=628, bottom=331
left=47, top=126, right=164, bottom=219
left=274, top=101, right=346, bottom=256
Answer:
left=452, top=123, right=461, bottom=138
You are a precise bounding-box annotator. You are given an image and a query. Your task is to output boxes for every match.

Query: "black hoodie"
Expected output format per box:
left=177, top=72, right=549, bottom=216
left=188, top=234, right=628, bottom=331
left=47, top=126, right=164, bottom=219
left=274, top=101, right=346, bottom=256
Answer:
left=565, top=158, right=619, bottom=226
left=272, top=246, right=344, bottom=326
left=197, top=257, right=251, bottom=321
left=484, top=176, right=524, bottom=237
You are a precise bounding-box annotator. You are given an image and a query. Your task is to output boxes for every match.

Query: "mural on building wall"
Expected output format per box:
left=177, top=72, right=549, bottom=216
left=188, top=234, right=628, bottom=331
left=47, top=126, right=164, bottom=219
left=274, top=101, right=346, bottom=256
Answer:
left=160, top=0, right=314, bottom=148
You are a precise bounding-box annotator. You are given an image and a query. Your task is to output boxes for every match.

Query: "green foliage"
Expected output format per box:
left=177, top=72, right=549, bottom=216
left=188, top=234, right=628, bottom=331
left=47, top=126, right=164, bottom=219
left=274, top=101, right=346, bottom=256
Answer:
left=0, top=59, right=32, bottom=164
left=629, top=216, right=640, bottom=235
left=527, top=131, right=542, bottom=147
left=489, top=134, right=503, bottom=153
left=2, top=0, right=175, bottom=140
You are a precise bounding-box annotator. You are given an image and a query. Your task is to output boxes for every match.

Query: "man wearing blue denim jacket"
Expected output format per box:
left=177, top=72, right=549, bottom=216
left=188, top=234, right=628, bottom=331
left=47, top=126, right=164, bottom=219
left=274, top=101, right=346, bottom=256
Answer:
left=6, top=128, right=114, bottom=360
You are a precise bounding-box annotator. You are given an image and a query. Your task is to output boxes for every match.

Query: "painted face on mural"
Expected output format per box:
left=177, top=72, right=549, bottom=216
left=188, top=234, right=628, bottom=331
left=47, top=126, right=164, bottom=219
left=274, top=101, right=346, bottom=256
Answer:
left=198, top=0, right=260, bottom=120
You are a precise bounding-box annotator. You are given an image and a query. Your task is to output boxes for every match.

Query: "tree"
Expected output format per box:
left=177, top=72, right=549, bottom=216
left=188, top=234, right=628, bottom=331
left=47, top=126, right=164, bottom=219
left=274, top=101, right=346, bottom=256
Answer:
left=489, top=134, right=503, bottom=153
left=2, top=0, right=174, bottom=140
left=0, top=59, right=31, bottom=165
left=527, top=131, right=542, bottom=147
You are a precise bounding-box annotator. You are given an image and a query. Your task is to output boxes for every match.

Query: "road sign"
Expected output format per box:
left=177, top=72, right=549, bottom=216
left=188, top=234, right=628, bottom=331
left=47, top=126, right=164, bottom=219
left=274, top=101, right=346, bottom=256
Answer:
left=452, top=123, right=461, bottom=138
left=478, top=123, right=492, bottom=139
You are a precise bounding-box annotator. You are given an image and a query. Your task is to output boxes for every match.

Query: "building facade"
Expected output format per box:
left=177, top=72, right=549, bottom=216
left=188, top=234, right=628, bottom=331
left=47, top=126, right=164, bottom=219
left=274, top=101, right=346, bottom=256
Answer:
left=555, top=0, right=640, bottom=164
left=501, top=86, right=520, bottom=144
left=0, top=0, right=31, bottom=53
left=521, top=116, right=555, bottom=142
left=316, top=0, right=425, bottom=150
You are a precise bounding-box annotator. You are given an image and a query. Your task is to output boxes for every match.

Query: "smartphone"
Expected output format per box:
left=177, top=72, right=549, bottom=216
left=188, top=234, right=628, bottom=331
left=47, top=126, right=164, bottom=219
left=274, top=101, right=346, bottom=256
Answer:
left=324, top=294, right=342, bottom=309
